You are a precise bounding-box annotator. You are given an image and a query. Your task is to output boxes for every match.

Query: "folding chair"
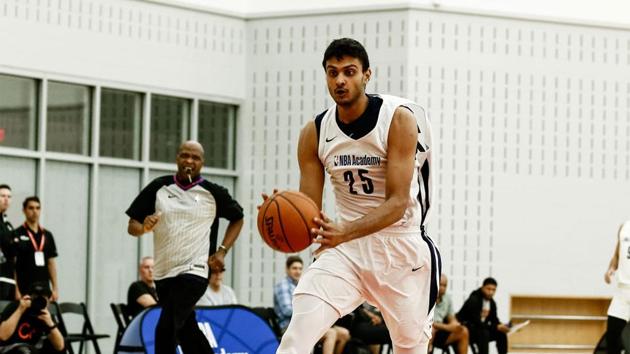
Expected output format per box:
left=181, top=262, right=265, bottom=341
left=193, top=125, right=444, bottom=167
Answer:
left=0, top=300, right=12, bottom=312
left=53, top=302, right=109, bottom=354
left=110, top=303, right=128, bottom=353
left=109, top=303, right=143, bottom=354
left=250, top=307, right=283, bottom=339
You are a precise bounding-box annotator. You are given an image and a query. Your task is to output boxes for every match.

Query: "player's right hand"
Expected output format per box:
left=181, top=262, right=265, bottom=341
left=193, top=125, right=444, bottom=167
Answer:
left=258, top=189, right=278, bottom=210
left=143, top=212, right=162, bottom=233
left=605, top=268, right=615, bottom=284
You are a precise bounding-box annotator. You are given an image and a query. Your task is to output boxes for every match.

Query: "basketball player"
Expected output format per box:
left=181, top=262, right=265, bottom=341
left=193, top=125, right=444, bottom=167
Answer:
left=269, top=38, right=440, bottom=354
left=126, top=141, right=244, bottom=354
left=604, top=221, right=630, bottom=354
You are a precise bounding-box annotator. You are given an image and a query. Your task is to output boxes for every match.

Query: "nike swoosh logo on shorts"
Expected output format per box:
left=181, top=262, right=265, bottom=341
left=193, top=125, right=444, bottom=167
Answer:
left=325, top=136, right=336, bottom=142
left=412, top=266, right=424, bottom=272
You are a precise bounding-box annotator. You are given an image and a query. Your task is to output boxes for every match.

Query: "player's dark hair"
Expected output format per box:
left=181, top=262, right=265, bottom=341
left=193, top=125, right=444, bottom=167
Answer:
left=322, top=38, right=370, bottom=72
left=482, top=277, right=498, bottom=286
left=22, top=196, right=40, bottom=209
left=286, top=255, right=303, bottom=268
left=0, top=184, right=10, bottom=191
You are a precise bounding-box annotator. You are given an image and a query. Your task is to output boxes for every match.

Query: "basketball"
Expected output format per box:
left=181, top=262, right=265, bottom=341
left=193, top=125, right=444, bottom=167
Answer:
left=257, top=190, right=319, bottom=253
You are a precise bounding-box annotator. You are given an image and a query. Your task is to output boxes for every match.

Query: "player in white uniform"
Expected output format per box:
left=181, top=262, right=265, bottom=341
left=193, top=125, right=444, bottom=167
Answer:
left=604, top=221, right=630, bottom=354
left=272, top=38, right=441, bottom=354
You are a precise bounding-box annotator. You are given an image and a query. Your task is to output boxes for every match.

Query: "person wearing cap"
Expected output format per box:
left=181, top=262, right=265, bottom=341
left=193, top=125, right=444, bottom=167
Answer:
left=11, top=197, right=58, bottom=302
left=0, top=282, right=64, bottom=353
left=196, top=267, right=237, bottom=306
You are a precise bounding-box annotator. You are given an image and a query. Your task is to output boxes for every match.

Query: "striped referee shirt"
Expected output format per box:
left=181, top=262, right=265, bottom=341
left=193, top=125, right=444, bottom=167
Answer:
left=126, top=175, right=243, bottom=280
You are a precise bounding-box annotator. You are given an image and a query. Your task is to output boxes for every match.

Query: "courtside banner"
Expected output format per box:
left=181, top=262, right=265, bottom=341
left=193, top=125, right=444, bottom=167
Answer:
left=118, top=305, right=279, bottom=354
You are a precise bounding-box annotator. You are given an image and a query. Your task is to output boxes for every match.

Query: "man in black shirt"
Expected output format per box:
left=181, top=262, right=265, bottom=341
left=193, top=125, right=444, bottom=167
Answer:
left=456, top=277, right=509, bottom=354
left=0, top=282, right=64, bottom=353
left=11, top=197, right=59, bottom=301
left=0, top=184, right=16, bottom=301
left=127, top=256, right=158, bottom=318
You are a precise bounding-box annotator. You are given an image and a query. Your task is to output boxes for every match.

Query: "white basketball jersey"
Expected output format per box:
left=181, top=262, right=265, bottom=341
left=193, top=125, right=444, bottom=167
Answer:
left=617, top=221, right=630, bottom=286
left=317, top=94, right=433, bottom=232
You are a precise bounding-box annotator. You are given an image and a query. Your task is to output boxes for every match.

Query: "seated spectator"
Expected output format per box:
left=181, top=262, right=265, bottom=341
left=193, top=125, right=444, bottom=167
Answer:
left=126, top=257, right=158, bottom=318
left=456, top=277, right=509, bottom=354
left=431, top=274, right=468, bottom=354
left=274, top=256, right=349, bottom=354
left=350, top=303, right=390, bottom=354
left=0, top=282, right=64, bottom=353
left=196, top=267, right=237, bottom=306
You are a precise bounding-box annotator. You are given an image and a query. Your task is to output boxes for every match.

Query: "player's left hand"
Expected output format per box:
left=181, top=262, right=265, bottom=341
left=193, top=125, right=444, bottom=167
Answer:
left=208, top=252, right=225, bottom=273
left=312, top=211, right=350, bottom=256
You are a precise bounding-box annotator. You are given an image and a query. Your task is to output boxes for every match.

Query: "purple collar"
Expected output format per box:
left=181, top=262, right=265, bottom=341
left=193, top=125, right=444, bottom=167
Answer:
left=173, top=175, right=204, bottom=191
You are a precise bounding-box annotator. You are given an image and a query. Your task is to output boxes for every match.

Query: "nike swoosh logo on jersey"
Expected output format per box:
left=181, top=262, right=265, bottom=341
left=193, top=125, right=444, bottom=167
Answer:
left=412, top=266, right=424, bottom=272
left=325, top=136, right=337, bottom=142
left=168, top=195, right=177, bottom=198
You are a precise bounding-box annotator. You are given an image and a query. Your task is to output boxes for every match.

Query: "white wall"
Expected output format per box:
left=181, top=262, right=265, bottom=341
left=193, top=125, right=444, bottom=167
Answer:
left=0, top=0, right=246, bottom=99
left=173, top=0, right=630, bottom=26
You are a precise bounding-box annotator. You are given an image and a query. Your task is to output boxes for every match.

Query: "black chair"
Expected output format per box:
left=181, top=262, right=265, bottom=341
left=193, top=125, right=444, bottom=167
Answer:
left=110, top=303, right=135, bottom=354
left=0, top=300, right=12, bottom=313
left=430, top=344, right=454, bottom=354
left=251, top=307, right=283, bottom=339
left=52, top=302, right=109, bottom=354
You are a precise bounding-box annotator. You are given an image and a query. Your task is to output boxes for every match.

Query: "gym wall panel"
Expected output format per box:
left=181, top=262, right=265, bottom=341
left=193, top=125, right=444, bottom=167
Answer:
left=0, top=0, right=246, bottom=99
left=407, top=10, right=630, bottom=317
left=43, top=161, right=90, bottom=302
left=92, top=166, right=141, bottom=351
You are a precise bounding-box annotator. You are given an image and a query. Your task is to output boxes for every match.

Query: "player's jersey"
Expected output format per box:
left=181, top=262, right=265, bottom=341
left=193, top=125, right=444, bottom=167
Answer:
left=617, top=221, right=630, bottom=287
left=317, top=94, right=433, bottom=232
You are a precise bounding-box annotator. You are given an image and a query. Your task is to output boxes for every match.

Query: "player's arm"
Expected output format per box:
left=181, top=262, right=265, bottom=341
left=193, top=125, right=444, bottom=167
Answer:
left=136, top=293, right=158, bottom=308
left=312, top=107, right=417, bottom=251
left=605, top=224, right=624, bottom=284
left=208, top=218, right=244, bottom=273
left=298, top=121, right=325, bottom=209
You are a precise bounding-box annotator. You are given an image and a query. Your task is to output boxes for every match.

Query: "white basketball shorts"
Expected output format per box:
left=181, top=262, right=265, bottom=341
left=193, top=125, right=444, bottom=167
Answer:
left=608, top=287, right=630, bottom=320
left=294, top=228, right=441, bottom=348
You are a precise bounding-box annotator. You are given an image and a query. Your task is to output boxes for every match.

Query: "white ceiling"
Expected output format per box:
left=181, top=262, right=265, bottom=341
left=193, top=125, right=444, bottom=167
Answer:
left=163, top=0, right=630, bottom=27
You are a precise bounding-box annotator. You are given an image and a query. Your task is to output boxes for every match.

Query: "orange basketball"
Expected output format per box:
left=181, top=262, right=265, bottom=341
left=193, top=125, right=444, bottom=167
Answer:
left=257, top=190, right=319, bottom=253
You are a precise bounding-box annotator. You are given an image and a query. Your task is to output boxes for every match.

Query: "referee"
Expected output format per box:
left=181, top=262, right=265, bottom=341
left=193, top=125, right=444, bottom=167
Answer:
left=126, top=140, right=244, bottom=354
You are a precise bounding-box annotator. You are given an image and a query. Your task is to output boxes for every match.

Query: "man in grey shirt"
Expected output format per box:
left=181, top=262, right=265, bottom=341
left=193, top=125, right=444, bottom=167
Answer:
left=431, top=274, right=469, bottom=354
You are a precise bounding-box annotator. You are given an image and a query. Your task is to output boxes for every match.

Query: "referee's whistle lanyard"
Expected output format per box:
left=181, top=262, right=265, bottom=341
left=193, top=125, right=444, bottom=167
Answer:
left=23, top=222, right=46, bottom=252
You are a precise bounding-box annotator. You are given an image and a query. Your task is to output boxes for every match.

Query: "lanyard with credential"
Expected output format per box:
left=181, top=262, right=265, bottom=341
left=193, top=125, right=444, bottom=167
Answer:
left=24, top=223, right=46, bottom=266
left=24, top=223, right=46, bottom=251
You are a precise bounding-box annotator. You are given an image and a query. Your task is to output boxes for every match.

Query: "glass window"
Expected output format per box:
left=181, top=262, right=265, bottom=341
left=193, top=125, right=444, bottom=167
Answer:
left=47, top=82, right=91, bottom=155
left=0, top=74, right=38, bottom=150
left=100, top=88, right=142, bottom=160
left=198, top=101, right=236, bottom=169
left=150, top=95, right=190, bottom=163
